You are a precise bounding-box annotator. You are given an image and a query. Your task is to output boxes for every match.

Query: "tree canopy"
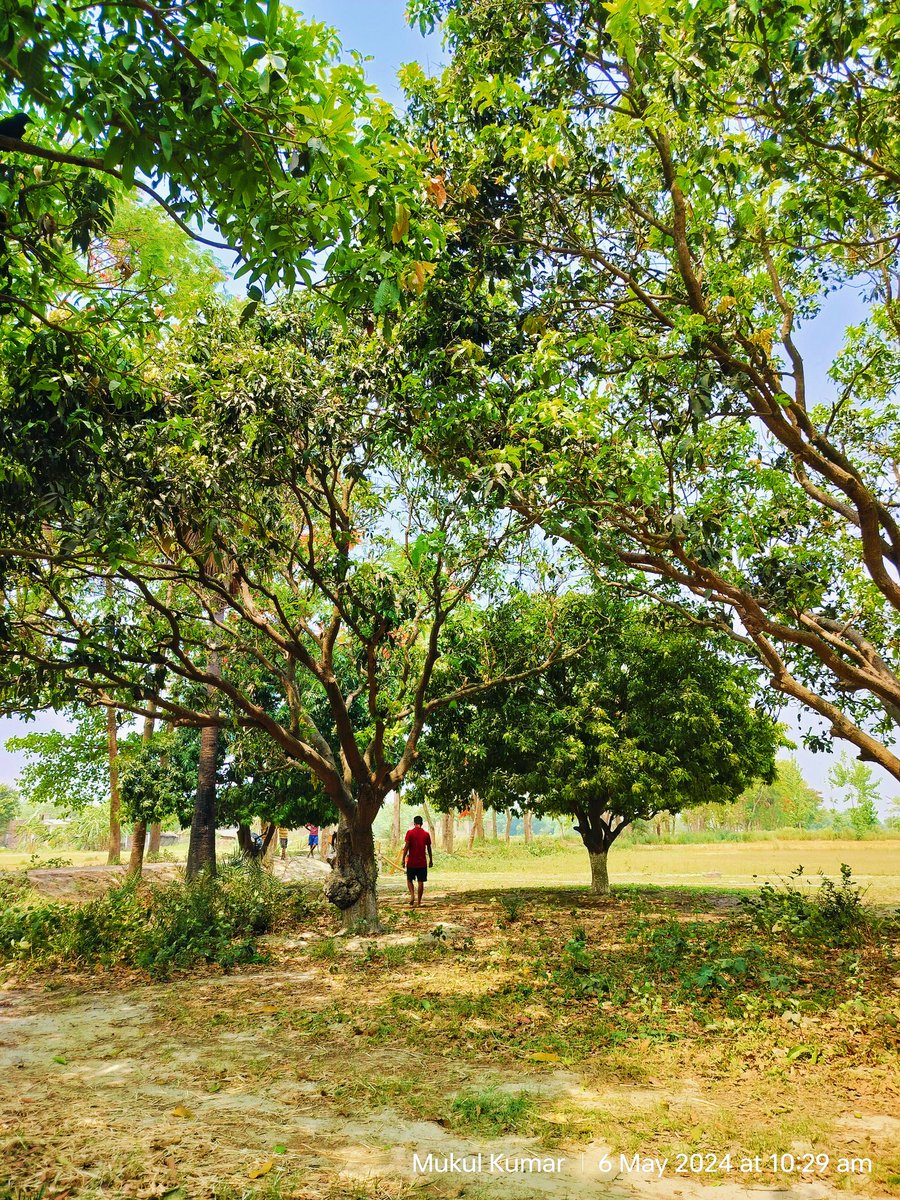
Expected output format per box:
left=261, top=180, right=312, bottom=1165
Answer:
left=398, top=0, right=900, bottom=778
left=413, top=594, right=780, bottom=891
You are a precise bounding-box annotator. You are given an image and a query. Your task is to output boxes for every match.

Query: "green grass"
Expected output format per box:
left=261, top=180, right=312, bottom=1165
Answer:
left=449, top=1089, right=539, bottom=1136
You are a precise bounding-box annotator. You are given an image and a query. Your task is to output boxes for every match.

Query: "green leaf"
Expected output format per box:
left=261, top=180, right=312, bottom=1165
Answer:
left=373, top=278, right=400, bottom=314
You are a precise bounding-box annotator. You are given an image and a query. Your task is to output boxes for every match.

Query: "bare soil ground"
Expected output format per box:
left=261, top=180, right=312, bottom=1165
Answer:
left=0, top=877, right=898, bottom=1200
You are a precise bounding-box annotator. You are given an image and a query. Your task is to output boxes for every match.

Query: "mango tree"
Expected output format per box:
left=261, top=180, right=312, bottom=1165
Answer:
left=399, top=0, right=900, bottom=777
left=0, top=304, right=569, bottom=927
left=414, top=595, right=780, bottom=893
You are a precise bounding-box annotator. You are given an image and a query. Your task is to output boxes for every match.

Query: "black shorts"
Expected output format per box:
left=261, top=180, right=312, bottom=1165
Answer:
left=406, top=866, right=428, bottom=882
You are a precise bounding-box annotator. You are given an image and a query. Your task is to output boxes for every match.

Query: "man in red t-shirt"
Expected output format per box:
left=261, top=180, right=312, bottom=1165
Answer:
left=401, top=815, right=433, bottom=908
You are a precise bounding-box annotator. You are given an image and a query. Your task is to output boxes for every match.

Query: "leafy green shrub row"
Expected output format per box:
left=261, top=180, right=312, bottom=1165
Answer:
left=0, top=865, right=314, bottom=977
left=739, top=863, right=884, bottom=947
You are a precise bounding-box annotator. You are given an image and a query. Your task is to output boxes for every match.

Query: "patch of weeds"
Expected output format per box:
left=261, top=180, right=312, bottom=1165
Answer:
left=498, top=893, right=526, bottom=923
left=449, top=1088, right=538, bottom=1136
left=0, top=872, right=34, bottom=906
left=27, top=853, right=73, bottom=869
left=740, top=864, right=883, bottom=947
left=552, top=924, right=624, bottom=1000
left=0, top=867, right=313, bottom=977
left=309, top=936, right=338, bottom=961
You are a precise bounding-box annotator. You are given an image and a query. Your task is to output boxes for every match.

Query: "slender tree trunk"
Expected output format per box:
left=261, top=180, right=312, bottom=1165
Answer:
left=261, top=820, right=276, bottom=871
left=490, top=808, right=497, bottom=840
left=421, top=800, right=437, bottom=842
left=128, top=821, right=147, bottom=876
left=523, top=809, right=533, bottom=844
left=589, top=849, right=610, bottom=896
left=472, top=794, right=485, bottom=842
left=237, top=823, right=251, bottom=857
left=441, top=811, right=454, bottom=853
left=106, top=706, right=121, bottom=865
left=505, top=809, right=512, bottom=844
left=186, top=618, right=224, bottom=878
left=391, top=791, right=401, bottom=844
left=128, top=705, right=158, bottom=878
left=324, top=811, right=380, bottom=931
left=186, top=723, right=218, bottom=878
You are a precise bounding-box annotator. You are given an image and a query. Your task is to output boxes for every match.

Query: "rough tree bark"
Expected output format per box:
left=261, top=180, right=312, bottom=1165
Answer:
left=468, top=794, right=485, bottom=848
left=441, top=811, right=454, bottom=853
left=106, top=706, right=121, bottom=865
left=324, top=807, right=380, bottom=931
left=574, top=799, right=627, bottom=896
left=186, top=620, right=224, bottom=879
left=148, top=822, right=161, bottom=856
left=186, top=722, right=218, bottom=878
left=236, top=823, right=255, bottom=858
left=391, top=790, right=401, bottom=844
left=505, top=809, right=512, bottom=844
left=490, top=808, right=498, bottom=840
left=421, top=800, right=437, bottom=842
left=523, top=809, right=533, bottom=844
left=589, top=850, right=610, bottom=895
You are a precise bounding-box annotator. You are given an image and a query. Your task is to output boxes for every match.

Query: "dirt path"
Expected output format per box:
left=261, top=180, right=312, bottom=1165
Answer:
left=2, top=970, right=882, bottom=1200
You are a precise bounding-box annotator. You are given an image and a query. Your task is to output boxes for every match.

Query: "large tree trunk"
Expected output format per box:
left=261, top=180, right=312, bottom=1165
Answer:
left=106, top=706, right=121, bottom=865
left=128, top=821, right=147, bottom=876
left=490, top=808, right=498, bottom=840
left=324, top=812, right=380, bottom=932
left=589, top=850, right=610, bottom=896
left=186, top=723, right=218, bottom=878
left=261, top=820, right=276, bottom=871
left=148, top=822, right=161, bottom=856
left=505, top=809, right=512, bottom=844
left=441, top=811, right=454, bottom=853
left=574, top=799, right=626, bottom=898
left=523, top=809, right=533, bottom=844
left=236, top=823, right=256, bottom=859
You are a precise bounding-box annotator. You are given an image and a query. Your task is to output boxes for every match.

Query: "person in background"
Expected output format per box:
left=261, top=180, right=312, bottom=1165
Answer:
left=306, top=823, right=319, bottom=858
left=277, top=826, right=290, bottom=860
left=401, top=814, right=433, bottom=908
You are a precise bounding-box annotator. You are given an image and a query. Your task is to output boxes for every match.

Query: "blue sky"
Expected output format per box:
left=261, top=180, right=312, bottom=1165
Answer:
left=296, top=0, right=444, bottom=97
left=0, top=1, right=896, bottom=814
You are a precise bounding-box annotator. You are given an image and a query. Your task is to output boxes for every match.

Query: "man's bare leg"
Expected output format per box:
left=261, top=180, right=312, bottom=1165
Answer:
left=407, top=877, right=416, bottom=907
left=416, top=880, right=424, bottom=907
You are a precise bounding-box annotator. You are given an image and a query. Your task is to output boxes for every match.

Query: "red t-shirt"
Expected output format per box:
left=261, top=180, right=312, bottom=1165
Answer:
left=404, top=826, right=432, bottom=868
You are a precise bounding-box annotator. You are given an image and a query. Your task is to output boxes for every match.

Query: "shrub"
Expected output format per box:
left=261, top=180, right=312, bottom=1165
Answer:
left=740, top=864, right=881, bottom=947
left=497, top=893, right=526, bottom=923
left=0, top=865, right=314, bottom=977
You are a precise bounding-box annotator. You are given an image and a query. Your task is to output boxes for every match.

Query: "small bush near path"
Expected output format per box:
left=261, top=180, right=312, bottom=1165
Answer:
left=0, top=865, right=314, bottom=978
